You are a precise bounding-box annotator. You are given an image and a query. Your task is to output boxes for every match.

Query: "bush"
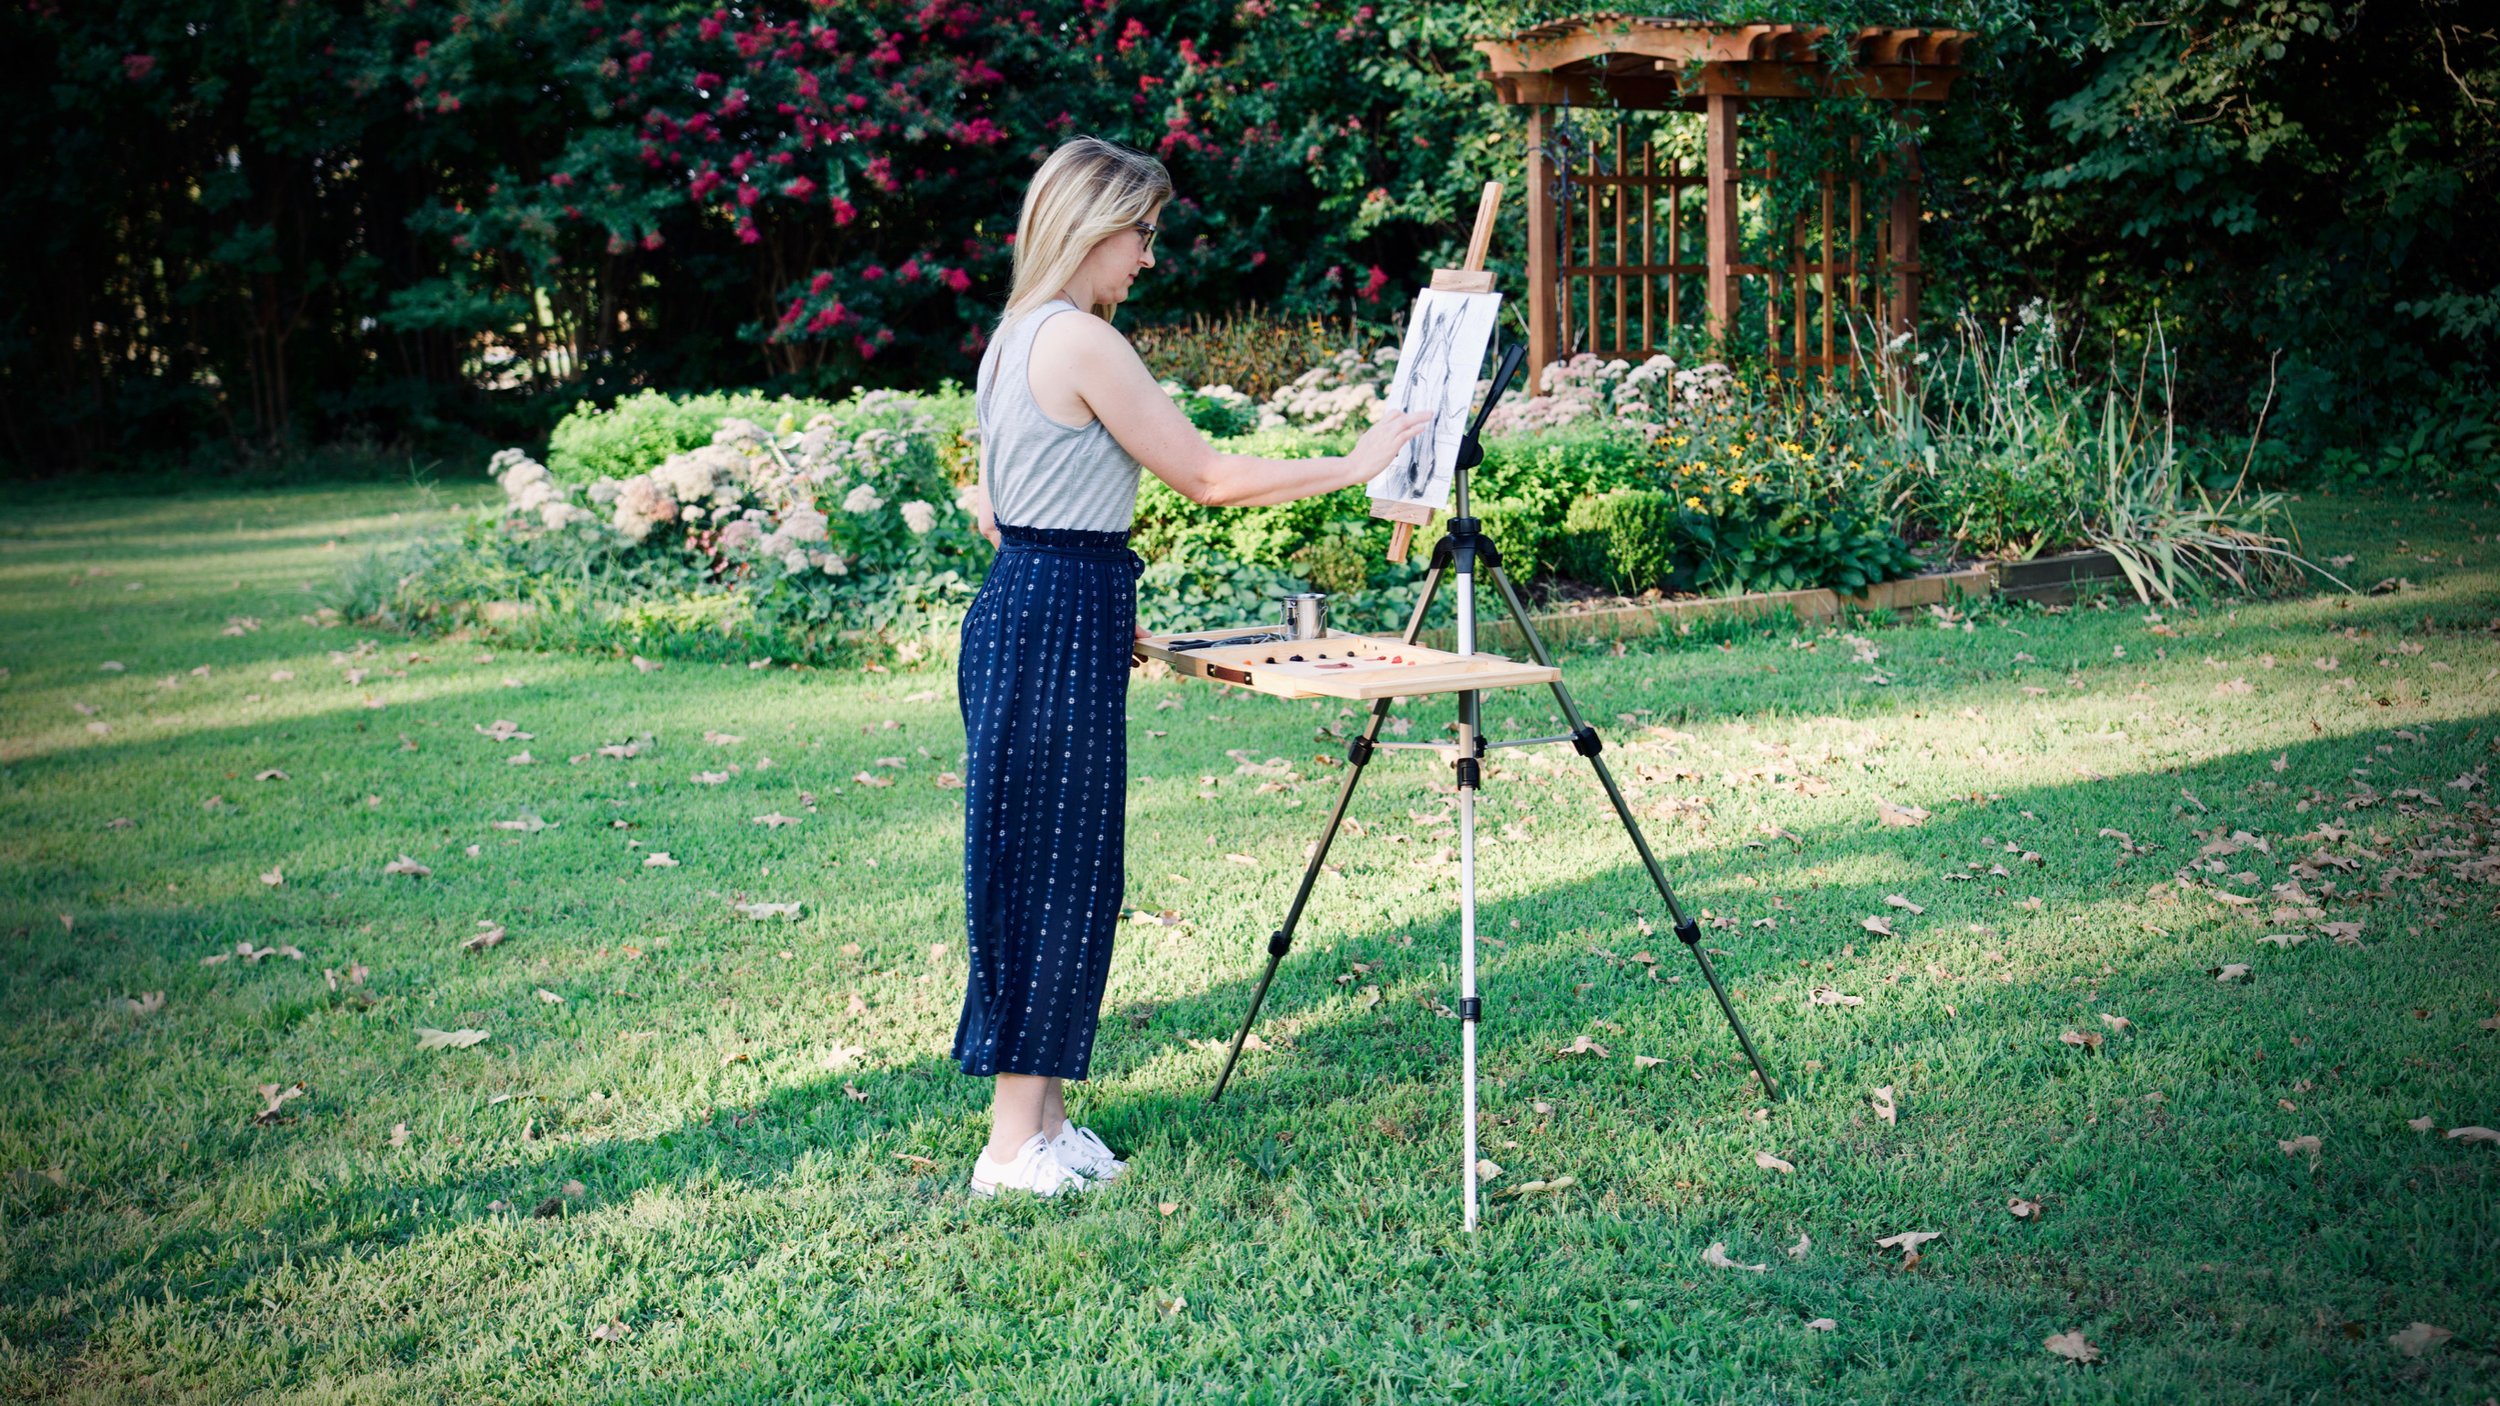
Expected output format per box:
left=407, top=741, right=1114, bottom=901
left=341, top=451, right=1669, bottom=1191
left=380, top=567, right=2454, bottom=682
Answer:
left=1131, top=307, right=1385, bottom=402
left=548, top=387, right=973, bottom=485
left=1558, top=490, right=1681, bottom=594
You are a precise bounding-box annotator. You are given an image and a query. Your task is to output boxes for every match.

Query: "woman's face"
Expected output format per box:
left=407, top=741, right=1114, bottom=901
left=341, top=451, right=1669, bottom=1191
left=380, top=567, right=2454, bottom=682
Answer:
left=1082, top=204, right=1161, bottom=304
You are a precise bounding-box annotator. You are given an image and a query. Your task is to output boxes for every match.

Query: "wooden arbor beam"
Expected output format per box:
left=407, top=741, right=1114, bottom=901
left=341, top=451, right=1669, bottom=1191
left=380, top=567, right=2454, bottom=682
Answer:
left=1483, top=17, right=1970, bottom=383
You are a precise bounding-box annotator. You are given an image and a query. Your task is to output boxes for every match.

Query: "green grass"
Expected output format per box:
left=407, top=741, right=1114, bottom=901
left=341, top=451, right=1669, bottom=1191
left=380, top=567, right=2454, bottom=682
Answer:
left=1, top=483, right=2494, bottom=1403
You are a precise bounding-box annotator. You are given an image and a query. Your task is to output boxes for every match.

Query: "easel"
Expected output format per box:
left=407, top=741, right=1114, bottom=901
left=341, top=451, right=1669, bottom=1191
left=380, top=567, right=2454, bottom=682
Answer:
left=1137, top=187, right=1780, bottom=1232
left=1372, top=181, right=1504, bottom=566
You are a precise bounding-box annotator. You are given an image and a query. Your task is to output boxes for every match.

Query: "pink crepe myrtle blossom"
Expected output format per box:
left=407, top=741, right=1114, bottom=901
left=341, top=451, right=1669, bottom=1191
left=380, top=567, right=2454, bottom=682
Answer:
left=782, top=176, right=817, bottom=201
left=123, top=53, right=156, bottom=80
left=1359, top=265, right=1388, bottom=302
left=942, top=267, right=971, bottom=293
left=829, top=198, right=857, bottom=226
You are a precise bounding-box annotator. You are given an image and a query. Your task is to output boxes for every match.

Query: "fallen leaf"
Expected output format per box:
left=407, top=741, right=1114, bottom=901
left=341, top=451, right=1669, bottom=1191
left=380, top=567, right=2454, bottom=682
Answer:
left=252, top=1082, right=305, bottom=1124
left=491, top=815, right=550, bottom=832
left=2446, top=1126, right=2499, bottom=1145
left=1158, top=1201, right=1180, bottom=1217
left=2213, top=963, right=2252, bottom=983
left=733, top=900, right=802, bottom=921
left=254, top=769, right=287, bottom=782
left=643, top=852, right=678, bottom=868
left=2099, top=1013, right=2132, bottom=1033
left=1876, top=800, right=1930, bottom=828
left=842, top=1082, right=869, bottom=1102
left=1876, top=1229, right=1939, bottom=1262
left=259, top=866, right=284, bottom=887
left=463, top=921, right=506, bottom=953
left=2387, top=1322, right=2452, bottom=1357
left=120, top=991, right=165, bottom=1017
left=893, top=1153, right=938, bottom=1172
left=1753, top=1150, right=1795, bottom=1174
left=851, top=771, right=895, bottom=788
left=1807, top=986, right=1864, bottom=1007
left=1883, top=894, right=1925, bottom=915
left=1871, top=1085, right=1896, bottom=1126
left=1474, top=1158, right=1503, bottom=1181
left=1160, top=1293, right=1188, bottom=1317
left=589, top=1320, right=630, bottom=1344
left=631, top=654, right=662, bottom=673
left=390, top=1122, right=410, bottom=1148
left=2278, top=1134, right=2321, bottom=1156
left=1632, top=1054, right=1665, bottom=1069
left=2043, top=1330, right=2101, bottom=1364
left=1860, top=915, right=1897, bottom=938
left=1224, top=852, right=1258, bottom=866
left=1804, top=1317, right=1836, bottom=1331
left=1786, top=1233, right=1811, bottom=1260
left=382, top=854, right=432, bottom=878
left=1554, top=1035, right=1611, bottom=1059
left=1703, top=1242, right=1768, bottom=1272
left=1498, top=1174, right=1577, bottom=1199
left=535, top=988, right=565, bottom=1004
left=415, top=1027, right=490, bottom=1050
left=2059, top=1030, right=2104, bottom=1052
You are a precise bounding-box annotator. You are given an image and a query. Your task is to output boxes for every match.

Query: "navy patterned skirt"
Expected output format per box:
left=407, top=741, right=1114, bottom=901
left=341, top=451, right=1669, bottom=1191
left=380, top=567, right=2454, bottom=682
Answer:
left=952, top=523, right=1144, bottom=1080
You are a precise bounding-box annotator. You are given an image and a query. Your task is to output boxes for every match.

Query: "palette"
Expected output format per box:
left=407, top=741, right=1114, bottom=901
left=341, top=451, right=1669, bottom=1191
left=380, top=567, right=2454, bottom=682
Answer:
left=1135, top=626, right=1559, bottom=701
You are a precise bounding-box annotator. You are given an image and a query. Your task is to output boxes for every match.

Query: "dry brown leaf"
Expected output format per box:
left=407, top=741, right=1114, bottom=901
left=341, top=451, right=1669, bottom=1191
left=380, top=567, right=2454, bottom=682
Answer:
left=643, top=852, right=678, bottom=868
left=1498, top=1174, right=1577, bottom=1199
left=2278, top=1134, right=2322, bottom=1156
left=2009, top=1197, right=2042, bottom=1219
left=1633, top=1053, right=1665, bottom=1069
left=1554, top=1035, right=1611, bottom=1059
left=1807, top=986, right=1864, bottom=1007
left=1871, top=1085, right=1897, bottom=1126
left=2043, top=1330, right=2101, bottom=1363
left=1158, top=1201, right=1180, bottom=1216
left=1703, top=1242, right=1768, bottom=1273
left=1876, top=1230, right=1939, bottom=1263
left=1786, top=1233, right=1811, bottom=1260
left=589, top=1319, right=630, bottom=1344
left=382, top=854, right=432, bottom=878
left=2387, top=1322, right=2452, bottom=1357
left=2445, top=1126, right=2499, bottom=1145
left=842, top=1083, right=869, bottom=1102
left=1860, top=915, right=1897, bottom=938
left=2099, top=1013, right=2133, bottom=1033
left=2060, top=1030, right=2104, bottom=1052
left=1805, top=1317, right=1836, bottom=1331
left=1753, top=1150, right=1795, bottom=1174
left=1883, top=894, right=1925, bottom=915
left=1876, top=800, right=1930, bottom=828
left=415, top=1027, right=489, bottom=1050
left=389, top=1122, right=410, bottom=1148
left=252, top=1082, right=305, bottom=1124
left=463, top=921, right=506, bottom=953
left=2213, top=963, right=2252, bottom=983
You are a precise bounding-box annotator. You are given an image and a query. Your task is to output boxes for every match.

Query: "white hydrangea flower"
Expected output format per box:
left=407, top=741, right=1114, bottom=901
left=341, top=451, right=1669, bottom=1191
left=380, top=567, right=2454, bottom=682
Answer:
left=651, top=452, right=718, bottom=503
left=781, top=548, right=809, bottom=573
left=816, top=551, right=849, bottom=576
left=539, top=500, right=597, bottom=530
left=587, top=478, right=622, bottom=506
left=841, top=483, right=885, bottom=514
left=900, top=500, right=936, bottom=534
left=779, top=507, right=830, bottom=543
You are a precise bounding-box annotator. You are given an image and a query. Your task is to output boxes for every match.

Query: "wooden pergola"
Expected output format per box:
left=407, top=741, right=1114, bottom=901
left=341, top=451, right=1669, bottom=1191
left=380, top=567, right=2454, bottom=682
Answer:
left=1473, top=17, right=1973, bottom=383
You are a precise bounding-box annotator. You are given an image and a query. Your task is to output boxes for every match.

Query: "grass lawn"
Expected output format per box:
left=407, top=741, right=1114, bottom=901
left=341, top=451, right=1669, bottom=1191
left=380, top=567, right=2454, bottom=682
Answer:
left=1, top=481, right=2494, bottom=1403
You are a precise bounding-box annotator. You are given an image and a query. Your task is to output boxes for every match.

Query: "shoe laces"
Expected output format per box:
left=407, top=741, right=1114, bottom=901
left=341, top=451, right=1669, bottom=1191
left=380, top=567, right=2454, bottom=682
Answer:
left=1055, top=1124, right=1119, bottom=1172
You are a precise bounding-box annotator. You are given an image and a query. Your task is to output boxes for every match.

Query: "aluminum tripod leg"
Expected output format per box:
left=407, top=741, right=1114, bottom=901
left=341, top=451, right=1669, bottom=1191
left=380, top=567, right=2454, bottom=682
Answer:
left=1206, top=563, right=1448, bottom=1105
left=1485, top=562, right=1781, bottom=1101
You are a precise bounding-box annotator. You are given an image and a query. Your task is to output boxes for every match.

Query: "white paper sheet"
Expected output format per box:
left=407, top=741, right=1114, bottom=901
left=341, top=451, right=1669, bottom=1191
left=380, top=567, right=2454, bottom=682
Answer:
left=1366, top=288, right=1504, bottom=512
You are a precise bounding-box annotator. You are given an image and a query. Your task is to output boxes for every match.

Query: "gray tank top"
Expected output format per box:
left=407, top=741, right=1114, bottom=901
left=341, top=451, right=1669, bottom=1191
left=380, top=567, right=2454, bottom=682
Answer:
left=976, top=298, right=1143, bottom=532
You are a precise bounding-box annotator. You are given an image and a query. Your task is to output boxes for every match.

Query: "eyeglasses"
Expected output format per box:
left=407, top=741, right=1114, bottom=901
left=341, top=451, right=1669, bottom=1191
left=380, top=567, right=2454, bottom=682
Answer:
left=1131, top=221, right=1158, bottom=254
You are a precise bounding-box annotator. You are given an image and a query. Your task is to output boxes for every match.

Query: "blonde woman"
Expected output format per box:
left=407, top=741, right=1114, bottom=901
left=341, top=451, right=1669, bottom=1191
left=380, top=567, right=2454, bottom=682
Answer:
left=957, top=136, right=1432, bottom=1197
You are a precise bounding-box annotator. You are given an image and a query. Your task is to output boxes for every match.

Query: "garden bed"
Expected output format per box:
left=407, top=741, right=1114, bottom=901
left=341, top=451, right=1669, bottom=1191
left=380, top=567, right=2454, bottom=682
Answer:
left=1417, top=565, right=1995, bottom=653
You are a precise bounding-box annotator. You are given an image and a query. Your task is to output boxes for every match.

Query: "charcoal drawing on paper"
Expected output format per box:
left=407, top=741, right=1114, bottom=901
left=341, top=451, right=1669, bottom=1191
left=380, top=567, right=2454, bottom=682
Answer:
left=1368, top=288, right=1503, bottom=513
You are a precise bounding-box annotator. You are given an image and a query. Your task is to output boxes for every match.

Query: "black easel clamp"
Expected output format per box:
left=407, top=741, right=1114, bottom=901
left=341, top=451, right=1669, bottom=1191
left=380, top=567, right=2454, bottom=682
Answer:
left=1674, top=918, right=1701, bottom=946
left=1571, top=725, right=1603, bottom=757
left=1268, top=929, right=1293, bottom=957
left=1347, top=735, right=1375, bottom=766
left=1454, top=756, right=1481, bottom=790
left=1458, top=996, right=1482, bottom=1022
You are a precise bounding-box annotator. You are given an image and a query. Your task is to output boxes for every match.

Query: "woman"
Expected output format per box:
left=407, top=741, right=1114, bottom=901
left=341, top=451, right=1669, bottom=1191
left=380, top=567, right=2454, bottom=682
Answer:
left=956, top=136, right=1432, bottom=1197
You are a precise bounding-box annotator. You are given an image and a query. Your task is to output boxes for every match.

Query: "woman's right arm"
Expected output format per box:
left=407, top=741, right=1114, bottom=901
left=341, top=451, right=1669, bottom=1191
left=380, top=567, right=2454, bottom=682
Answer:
left=1062, top=316, right=1434, bottom=508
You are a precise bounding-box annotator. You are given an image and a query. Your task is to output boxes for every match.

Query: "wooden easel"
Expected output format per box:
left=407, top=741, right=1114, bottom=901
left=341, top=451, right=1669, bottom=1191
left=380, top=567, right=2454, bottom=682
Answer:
left=1374, top=181, right=1504, bottom=565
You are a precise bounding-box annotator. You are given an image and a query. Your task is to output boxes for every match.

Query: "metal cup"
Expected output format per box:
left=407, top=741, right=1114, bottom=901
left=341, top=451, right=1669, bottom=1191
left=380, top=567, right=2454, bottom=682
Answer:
left=1278, top=591, right=1329, bottom=641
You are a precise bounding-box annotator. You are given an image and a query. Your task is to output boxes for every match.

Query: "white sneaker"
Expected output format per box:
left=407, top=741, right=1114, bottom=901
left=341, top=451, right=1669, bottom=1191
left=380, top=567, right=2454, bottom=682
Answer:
left=969, top=1133, right=1091, bottom=1199
left=1049, top=1123, right=1126, bottom=1182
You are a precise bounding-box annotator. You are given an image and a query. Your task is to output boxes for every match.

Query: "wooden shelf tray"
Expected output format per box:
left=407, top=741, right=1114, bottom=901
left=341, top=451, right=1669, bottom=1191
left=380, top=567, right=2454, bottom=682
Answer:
left=1134, top=626, right=1559, bottom=701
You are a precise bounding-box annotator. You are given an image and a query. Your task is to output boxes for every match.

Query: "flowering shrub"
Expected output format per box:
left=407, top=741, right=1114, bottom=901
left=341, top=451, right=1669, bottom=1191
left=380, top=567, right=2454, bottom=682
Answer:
left=381, top=393, right=986, bottom=658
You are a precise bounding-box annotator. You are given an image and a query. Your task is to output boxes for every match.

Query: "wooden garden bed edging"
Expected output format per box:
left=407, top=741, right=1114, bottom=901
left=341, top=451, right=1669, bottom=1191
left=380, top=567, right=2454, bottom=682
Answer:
left=1986, top=547, right=2128, bottom=606
left=1418, top=564, right=1994, bottom=652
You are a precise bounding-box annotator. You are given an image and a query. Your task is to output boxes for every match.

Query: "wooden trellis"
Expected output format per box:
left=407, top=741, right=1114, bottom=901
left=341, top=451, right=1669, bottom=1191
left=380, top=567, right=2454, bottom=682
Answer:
left=1480, top=17, right=1970, bottom=386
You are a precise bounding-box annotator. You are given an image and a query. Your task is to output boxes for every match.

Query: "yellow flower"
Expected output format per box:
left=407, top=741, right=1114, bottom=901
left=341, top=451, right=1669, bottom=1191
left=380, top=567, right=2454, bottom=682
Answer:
left=1684, top=496, right=1703, bottom=510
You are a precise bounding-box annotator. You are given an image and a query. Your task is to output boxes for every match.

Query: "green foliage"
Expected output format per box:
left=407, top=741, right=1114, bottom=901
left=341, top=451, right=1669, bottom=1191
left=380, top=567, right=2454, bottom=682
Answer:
left=1683, top=501, right=1926, bottom=596
left=1556, top=491, right=1677, bottom=594
left=1130, top=308, right=1386, bottom=402
left=545, top=387, right=972, bottom=485
left=1133, top=553, right=1311, bottom=635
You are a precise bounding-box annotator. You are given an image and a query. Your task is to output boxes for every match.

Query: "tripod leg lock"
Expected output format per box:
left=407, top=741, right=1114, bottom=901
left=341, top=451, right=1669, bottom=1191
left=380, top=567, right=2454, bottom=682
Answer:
left=1674, top=918, right=1701, bottom=946
left=1347, top=734, right=1375, bottom=767
left=1454, top=756, right=1481, bottom=790
left=1458, top=995, right=1482, bottom=1022
left=1572, top=725, right=1603, bottom=758
left=1268, top=929, right=1293, bottom=957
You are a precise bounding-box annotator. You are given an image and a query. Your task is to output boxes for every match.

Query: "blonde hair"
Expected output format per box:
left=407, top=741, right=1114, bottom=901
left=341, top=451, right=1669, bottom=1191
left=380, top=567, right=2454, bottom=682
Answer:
left=994, top=137, right=1173, bottom=337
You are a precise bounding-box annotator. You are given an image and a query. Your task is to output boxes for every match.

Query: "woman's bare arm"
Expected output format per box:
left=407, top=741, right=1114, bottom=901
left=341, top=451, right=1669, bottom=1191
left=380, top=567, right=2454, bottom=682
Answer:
left=1051, top=314, right=1433, bottom=508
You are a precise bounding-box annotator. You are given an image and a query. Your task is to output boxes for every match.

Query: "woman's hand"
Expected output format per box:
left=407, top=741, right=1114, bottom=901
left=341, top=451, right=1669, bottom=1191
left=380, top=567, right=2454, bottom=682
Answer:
left=1340, top=410, right=1438, bottom=490
left=971, top=481, right=1002, bottom=548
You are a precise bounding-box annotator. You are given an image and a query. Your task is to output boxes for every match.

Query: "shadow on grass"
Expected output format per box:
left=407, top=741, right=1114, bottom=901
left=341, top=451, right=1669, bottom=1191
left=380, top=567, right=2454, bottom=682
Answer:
left=9, top=700, right=2493, bottom=1375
